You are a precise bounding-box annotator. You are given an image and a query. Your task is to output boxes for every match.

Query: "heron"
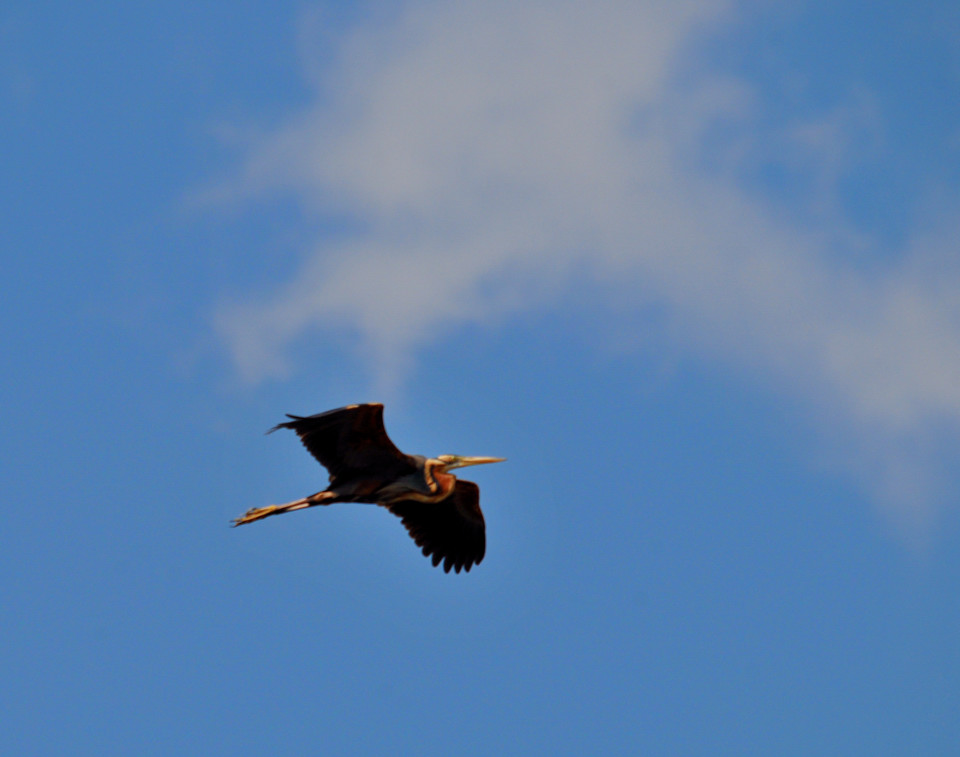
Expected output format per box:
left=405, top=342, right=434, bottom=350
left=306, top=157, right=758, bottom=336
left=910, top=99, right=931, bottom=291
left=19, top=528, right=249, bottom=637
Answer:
left=232, top=403, right=504, bottom=573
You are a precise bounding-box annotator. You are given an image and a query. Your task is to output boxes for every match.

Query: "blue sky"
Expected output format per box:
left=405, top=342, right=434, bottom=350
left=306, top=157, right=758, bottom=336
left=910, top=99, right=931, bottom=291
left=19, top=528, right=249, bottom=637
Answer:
left=3, top=1, right=960, bottom=754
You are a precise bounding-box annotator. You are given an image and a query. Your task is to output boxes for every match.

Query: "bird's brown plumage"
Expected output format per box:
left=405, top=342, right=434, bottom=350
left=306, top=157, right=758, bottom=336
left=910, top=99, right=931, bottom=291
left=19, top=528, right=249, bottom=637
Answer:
left=239, top=403, right=493, bottom=573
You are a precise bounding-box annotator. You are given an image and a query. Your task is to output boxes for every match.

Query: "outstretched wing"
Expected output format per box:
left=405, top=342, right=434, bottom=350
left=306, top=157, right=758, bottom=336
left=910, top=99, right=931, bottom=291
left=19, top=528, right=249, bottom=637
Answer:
left=385, top=480, right=486, bottom=573
left=270, top=404, right=416, bottom=483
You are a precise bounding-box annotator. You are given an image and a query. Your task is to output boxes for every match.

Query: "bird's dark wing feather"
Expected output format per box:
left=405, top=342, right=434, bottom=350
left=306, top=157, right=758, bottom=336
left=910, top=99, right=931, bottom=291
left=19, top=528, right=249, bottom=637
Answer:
left=384, top=480, right=486, bottom=573
left=269, top=404, right=416, bottom=483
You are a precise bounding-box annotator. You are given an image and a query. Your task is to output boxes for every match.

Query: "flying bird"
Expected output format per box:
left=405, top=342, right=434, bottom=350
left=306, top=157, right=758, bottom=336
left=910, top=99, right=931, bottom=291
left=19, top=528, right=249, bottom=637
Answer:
left=232, top=403, right=504, bottom=573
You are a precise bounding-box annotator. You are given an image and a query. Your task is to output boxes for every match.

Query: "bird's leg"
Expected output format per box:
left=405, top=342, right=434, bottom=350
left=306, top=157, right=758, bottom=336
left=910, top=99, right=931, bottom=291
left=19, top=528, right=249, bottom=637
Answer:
left=231, top=491, right=335, bottom=527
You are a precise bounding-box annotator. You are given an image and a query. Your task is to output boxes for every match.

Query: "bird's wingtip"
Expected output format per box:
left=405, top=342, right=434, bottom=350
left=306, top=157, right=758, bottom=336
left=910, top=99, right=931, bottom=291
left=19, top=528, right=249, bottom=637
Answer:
left=265, top=415, right=302, bottom=434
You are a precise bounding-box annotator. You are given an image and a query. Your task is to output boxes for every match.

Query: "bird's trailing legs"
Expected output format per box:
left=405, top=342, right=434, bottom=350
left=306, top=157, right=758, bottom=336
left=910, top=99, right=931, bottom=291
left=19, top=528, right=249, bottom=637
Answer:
left=231, top=491, right=335, bottom=527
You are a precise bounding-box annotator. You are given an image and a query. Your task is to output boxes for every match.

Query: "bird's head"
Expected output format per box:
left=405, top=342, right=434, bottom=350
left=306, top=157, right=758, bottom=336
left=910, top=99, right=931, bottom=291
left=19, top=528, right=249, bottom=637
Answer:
left=435, top=454, right=506, bottom=472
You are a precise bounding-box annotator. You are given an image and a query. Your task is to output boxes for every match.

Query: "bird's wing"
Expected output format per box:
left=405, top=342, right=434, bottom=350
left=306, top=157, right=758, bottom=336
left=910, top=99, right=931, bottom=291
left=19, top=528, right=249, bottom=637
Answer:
left=269, top=404, right=415, bottom=482
left=384, top=480, right=486, bottom=573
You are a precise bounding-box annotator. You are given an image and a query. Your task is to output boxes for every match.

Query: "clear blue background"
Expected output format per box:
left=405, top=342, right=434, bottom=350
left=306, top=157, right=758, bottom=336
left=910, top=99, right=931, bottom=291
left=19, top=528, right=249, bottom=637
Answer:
left=3, top=2, right=959, bottom=754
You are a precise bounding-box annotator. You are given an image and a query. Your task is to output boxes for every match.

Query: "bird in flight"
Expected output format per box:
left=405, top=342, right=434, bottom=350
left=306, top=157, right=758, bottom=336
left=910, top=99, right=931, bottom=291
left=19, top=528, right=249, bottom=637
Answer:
left=232, top=403, right=504, bottom=573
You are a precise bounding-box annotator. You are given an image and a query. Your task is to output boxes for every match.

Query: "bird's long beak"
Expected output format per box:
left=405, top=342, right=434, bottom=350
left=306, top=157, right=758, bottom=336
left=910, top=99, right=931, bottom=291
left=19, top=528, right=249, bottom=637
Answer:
left=443, top=455, right=506, bottom=471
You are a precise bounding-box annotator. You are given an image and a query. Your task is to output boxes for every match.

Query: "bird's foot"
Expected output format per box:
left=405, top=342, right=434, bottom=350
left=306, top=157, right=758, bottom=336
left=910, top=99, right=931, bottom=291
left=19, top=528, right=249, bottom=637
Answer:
left=231, top=505, right=280, bottom=527
left=231, top=493, right=331, bottom=527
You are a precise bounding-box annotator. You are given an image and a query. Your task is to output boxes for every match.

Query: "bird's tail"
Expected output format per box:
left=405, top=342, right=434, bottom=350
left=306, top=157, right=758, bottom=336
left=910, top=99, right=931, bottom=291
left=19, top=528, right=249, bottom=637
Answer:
left=231, top=491, right=335, bottom=527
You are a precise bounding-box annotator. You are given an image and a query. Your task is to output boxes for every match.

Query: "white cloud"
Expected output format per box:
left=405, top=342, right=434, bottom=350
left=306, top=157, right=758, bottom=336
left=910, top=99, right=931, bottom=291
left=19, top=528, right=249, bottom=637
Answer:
left=214, top=0, right=960, bottom=529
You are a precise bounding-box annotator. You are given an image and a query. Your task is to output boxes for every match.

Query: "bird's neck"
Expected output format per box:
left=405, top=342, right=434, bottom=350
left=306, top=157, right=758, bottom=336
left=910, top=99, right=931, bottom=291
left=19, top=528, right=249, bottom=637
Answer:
left=426, top=459, right=457, bottom=499
left=432, top=469, right=457, bottom=498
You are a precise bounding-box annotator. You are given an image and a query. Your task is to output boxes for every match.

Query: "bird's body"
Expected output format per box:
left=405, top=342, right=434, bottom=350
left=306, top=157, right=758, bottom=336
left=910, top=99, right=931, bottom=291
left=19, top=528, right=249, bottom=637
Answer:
left=232, top=404, right=503, bottom=573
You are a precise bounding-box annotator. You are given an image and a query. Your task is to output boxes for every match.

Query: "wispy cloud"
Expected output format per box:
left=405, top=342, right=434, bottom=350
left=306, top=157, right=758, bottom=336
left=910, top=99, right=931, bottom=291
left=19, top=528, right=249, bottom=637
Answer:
left=213, top=0, right=960, bottom=529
